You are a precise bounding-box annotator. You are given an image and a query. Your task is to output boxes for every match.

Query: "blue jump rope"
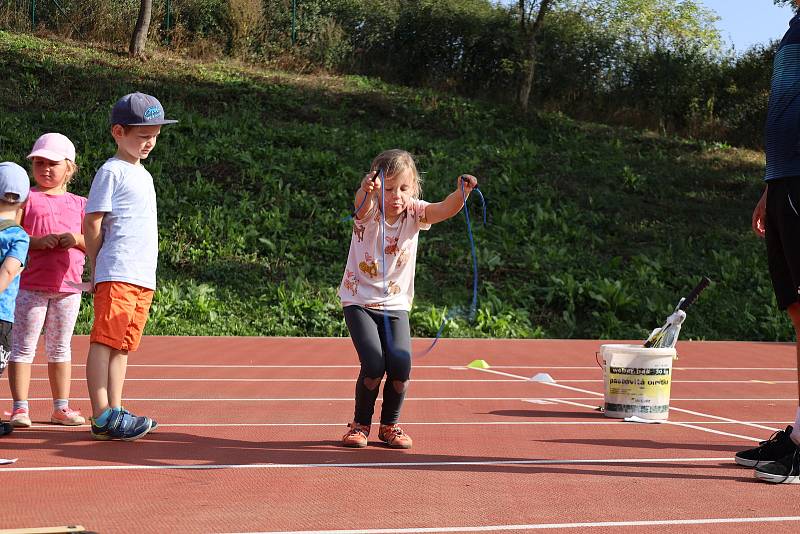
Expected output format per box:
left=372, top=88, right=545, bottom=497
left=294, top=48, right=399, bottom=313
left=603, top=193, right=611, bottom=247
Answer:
left=346, top=168, right=486, bottom=357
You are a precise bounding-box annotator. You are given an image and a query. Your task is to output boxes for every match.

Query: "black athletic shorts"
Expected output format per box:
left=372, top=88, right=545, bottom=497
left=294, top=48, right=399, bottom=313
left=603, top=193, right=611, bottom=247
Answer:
left=0, top=320, right=12, bottom=377
left=766, top=177, right=800, bottom=310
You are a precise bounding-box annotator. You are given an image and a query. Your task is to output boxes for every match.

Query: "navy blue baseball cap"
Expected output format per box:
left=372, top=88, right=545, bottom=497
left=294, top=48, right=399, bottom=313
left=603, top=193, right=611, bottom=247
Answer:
left=110, top=92, right=178, bottom=126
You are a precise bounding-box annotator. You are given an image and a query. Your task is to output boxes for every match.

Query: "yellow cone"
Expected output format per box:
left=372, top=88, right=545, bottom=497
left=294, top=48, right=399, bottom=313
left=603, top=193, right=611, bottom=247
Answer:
left=467, top=359, right=490, bottom=369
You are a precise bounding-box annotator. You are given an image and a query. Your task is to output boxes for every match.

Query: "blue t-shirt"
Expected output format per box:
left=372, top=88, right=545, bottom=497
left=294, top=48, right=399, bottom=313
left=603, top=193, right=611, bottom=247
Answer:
left=765, top=14, right=800, bottom=181
left=0, top=225, right=30, bottom=323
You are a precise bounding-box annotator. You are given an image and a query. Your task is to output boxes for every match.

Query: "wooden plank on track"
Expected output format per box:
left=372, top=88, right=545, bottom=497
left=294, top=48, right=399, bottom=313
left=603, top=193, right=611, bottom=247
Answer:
left=0, top=526, right=87, bottom=533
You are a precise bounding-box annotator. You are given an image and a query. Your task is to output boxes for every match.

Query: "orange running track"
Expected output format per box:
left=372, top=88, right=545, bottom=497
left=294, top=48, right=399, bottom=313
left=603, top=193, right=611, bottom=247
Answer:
left=1, top=337, right=799, bottom=534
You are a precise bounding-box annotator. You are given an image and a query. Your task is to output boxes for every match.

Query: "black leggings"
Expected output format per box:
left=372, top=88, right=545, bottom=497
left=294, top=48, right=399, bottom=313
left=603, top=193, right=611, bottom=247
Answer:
left=0, top=321, right=11, bottom=378
left=343, top=305, right=411, bottom=426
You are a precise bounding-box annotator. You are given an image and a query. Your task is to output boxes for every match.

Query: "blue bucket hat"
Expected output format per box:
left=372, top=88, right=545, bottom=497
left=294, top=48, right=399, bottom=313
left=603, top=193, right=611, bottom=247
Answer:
left=111, top=92, right=179, bottom=126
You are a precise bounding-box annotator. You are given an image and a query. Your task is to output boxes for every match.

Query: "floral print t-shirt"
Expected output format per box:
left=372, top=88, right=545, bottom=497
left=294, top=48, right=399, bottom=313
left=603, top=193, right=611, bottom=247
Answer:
left=338, top=198, right=430, bottom=311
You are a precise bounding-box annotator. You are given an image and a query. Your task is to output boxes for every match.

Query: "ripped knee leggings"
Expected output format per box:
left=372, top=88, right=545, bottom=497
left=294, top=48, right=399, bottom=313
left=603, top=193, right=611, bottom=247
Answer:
left=343, top=305, right=411, bottom=426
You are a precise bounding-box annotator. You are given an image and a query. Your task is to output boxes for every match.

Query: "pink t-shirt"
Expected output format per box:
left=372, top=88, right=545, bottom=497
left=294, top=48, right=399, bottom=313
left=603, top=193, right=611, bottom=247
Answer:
left=19, top=190, right=87, bottom=293
left=338, top=199, right=431, bottom=311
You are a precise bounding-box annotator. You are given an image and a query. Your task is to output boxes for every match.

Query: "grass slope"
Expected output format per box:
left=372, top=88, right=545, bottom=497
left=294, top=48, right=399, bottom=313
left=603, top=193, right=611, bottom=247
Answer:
left=0, top=31, right=785, bottom=340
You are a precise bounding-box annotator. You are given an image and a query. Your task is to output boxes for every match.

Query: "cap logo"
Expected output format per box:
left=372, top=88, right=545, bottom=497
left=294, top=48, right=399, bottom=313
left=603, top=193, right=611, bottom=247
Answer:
left=143, top=106, right=162, bottom=121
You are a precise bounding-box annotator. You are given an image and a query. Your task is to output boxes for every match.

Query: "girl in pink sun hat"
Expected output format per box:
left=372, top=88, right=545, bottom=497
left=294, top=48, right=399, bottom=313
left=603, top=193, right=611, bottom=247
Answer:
left=8, top=133, right=88, bottom=428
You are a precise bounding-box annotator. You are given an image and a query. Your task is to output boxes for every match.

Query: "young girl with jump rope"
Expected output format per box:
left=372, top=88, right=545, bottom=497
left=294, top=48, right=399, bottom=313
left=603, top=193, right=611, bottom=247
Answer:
left=8, top=133, right=87, bottom=428
left=338, top=149, right=478, bottom=449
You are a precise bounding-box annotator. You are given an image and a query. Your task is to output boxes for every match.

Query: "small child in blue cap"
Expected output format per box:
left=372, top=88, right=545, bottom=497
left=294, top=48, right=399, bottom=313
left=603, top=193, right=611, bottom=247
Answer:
left=0, top=162, right=31, bottom=437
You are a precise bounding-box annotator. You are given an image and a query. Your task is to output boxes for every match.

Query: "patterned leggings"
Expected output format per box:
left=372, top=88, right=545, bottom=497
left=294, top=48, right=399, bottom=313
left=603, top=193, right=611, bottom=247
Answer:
left=10, top=290, right=82, bottom=364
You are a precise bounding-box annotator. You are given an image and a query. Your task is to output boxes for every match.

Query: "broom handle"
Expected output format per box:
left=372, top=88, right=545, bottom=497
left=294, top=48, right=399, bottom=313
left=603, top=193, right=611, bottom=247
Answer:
left=677, top=276, right=711, bottom=311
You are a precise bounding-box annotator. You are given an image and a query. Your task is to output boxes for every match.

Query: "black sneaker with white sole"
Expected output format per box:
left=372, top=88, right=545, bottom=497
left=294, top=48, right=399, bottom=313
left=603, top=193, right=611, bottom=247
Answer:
left=755, top=448, right=800, bottom=484
left=735, top=426, right=796, bottom=467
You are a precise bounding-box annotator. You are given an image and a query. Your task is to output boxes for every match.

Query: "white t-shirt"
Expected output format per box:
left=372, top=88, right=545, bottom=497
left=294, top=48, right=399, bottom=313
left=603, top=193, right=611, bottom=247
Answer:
left=86, top=157, right=159, bottom=290
left=338, top=199, right=431, bottom=311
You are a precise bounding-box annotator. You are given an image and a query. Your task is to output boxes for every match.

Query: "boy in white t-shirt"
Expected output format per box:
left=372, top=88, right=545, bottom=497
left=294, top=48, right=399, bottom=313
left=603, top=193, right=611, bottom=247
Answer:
left=338, top=149, right=477, bottom=449
left=84, top=92, right=177, bottom=441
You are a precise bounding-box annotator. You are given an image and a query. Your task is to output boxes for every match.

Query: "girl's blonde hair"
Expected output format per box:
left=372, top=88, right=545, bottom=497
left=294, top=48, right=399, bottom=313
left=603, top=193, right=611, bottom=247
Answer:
left=370, top=149, right=423, bottom=199
left=62, top=160, right=78, bottom=191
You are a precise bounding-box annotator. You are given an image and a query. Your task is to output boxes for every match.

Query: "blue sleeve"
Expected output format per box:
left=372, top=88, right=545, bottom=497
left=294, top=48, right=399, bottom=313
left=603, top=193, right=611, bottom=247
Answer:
left=6, top=227, right=29, bottom=266
left=86, top=166, right=116, bottom=214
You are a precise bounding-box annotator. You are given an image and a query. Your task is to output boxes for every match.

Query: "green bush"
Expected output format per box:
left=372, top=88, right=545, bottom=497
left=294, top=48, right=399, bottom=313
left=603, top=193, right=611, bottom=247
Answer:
left=0, top=1, right=784, bottom=150
left=0, top=31, right=789, bottom=341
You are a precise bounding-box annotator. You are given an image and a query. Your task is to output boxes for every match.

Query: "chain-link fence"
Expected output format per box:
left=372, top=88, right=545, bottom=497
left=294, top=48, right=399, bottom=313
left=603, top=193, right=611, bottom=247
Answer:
left=0, top=1, right=305, bottom=55
left=0, top=0, right=177, bottom=45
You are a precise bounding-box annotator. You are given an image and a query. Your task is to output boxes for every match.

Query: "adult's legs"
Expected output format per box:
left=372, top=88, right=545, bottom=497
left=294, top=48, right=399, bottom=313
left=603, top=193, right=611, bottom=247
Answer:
left=737, top=178, right=800, bottom=469
left=766, top=178, right=800, bottom=437
left=787, top=303, right=800, bottom=444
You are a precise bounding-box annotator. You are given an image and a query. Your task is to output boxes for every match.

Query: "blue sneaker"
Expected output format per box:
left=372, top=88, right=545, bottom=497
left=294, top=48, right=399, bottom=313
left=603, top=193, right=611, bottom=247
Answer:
left=90, top=417, right=115, bottom=441
left=107, top=409, right=153, bottom=441
left=119, top=408, right=157, bottom=432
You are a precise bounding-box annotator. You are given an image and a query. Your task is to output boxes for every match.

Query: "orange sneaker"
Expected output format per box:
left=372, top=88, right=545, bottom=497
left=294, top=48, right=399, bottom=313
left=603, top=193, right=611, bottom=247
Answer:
left=378, top=424, right=412, bottom=449
left=342, top=422, right=370, bottom=448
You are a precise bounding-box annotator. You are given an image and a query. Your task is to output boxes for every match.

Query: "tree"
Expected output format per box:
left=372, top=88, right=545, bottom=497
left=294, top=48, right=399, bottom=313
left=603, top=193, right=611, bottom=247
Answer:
left=593, top=0, right=720, bottom=54
left=517, top=0, right=554, bottom=112
left=130, top=0, right=153, bottom=58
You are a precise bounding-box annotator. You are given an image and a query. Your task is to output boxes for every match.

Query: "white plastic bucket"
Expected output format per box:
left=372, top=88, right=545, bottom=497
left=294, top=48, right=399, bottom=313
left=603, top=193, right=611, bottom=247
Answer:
left=600, top=344, right=676, bottom=420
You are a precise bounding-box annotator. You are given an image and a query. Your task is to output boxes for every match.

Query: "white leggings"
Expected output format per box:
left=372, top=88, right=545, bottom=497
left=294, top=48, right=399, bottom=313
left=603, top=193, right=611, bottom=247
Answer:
left=10, top=290, right=82, bottom=364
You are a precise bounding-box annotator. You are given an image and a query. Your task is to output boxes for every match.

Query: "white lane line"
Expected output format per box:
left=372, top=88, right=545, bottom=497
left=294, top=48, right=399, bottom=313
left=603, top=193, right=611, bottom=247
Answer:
left=540, top=399, right=764, bottom=441
left=224, top=516, right=800, bottom=534
left=25, top=378, right=797, bottom=384
left=4, top=397, right=799, bottom=402
left=16, top=420, right=793, bottom=430
left=27, top=364, right=800, bottom=370
left=667, top=406, right=777, bottom=432
left=509, top=380, right=795, bottom=384
left=0, top=456, right=732, bottom=474
left=543, top=399, right=599, bottom=410
left=540, top=380, right=797, bottom=384
left=0, top=397, right=587, bottom=402
left=669, top=398, right=797, bottom=401
left=672, top=367, right=798, bottom=371
left=468, top=368, right=772, bottom=441
left=474, top=368, right=598, bottom=396
left=25, top=378, right=529, bottom=383
left=664, top=421, right=763, bottom=442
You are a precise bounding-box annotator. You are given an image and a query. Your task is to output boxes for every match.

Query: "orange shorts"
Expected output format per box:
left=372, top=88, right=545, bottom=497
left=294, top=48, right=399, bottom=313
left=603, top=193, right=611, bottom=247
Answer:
left=90, top=282, right=154, bottom=352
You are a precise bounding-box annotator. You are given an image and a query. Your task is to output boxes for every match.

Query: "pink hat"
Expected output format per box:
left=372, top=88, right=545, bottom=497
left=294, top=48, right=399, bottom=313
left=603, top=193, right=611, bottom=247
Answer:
left=27, top=133, right=76, bottom=162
